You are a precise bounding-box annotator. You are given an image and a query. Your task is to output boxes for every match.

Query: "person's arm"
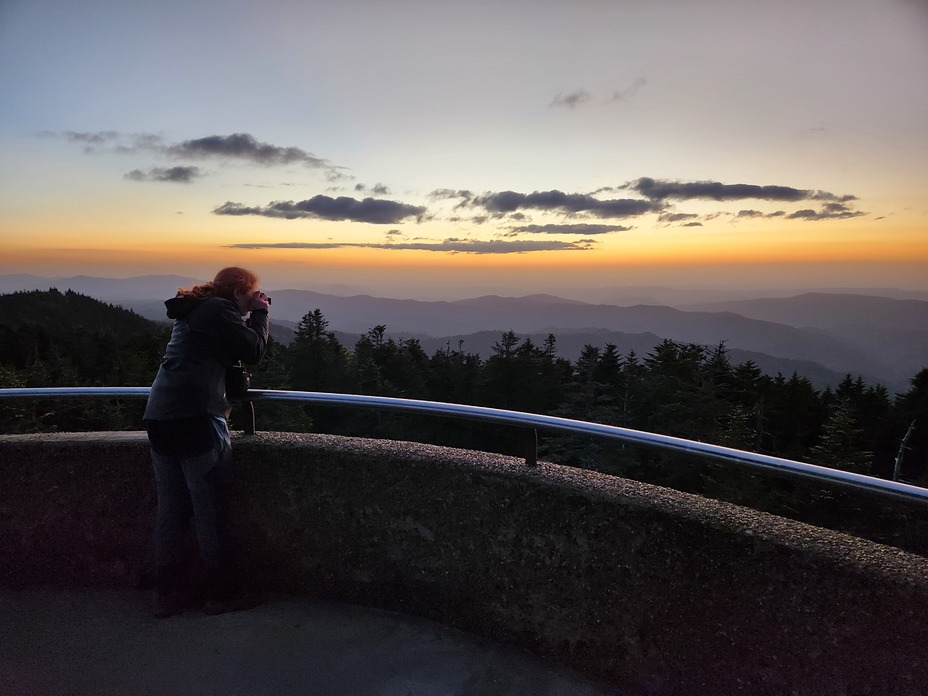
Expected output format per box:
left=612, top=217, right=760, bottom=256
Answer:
left=215, top=300, right=270, bottom=365
left=243, top=309, right=270, bottom=364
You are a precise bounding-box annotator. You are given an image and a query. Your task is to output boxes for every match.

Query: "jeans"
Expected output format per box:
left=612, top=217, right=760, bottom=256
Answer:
left=150, top=416, right=237, bottom=599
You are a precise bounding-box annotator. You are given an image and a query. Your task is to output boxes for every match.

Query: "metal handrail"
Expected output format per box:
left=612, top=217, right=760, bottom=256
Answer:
left=2, top=386, right=927, bottom=506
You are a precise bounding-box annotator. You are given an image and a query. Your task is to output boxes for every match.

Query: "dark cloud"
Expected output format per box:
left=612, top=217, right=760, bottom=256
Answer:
left=824, top=202, right=863, bottom=215
left=124, top=166, right=203, bottom=183
left=682, top=222, right=703, bottom=227
left=325, top=169, right=353, bottom=182
left=228, top=241, right=346, bottom=249
left=59, top=130, right=128, bottom=154
left=610, top=77, right=647, bottom=101
left=213, top=195, right=426, bottom=224
left=628, top=177, right=856, bottom=204
left=818, top=193, right=857, bottom=203
left=60, top=131, right=164, bottom=153
left=736, top=209, right=765, bottom=218
left=64, top=130, right=120, bottom=145
left=59, top=130, right=340, bottom=173
left=111, top=135, right=166, bottom=158
left=470, top=190, right=658, bottom=219
left=787, top=203, right=865, bottom=221
left=550, top=90, right=592, bottom=108
left=788, top=209, right=823, bottom=220
left=227, top=238, right=595, bottom=254
left=549, top=79, right=645, bottom=109
left=429, top=188, right=473, bottom=200
left=658, top=212, right=699, bottom=223
left=165, top=133, right=329, bottom=168
left=511, top=223, right=631, bottom=235
left=356, top=182, right=391, bottom=195
left=631, top=177, right=805, bottom=201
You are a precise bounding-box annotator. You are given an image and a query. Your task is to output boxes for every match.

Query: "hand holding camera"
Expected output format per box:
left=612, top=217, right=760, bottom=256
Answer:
left=251, top=290, right=272, bottom=311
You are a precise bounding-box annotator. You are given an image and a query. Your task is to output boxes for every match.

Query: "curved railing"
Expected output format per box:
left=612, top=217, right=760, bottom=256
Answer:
left=2, top=386, right=926, bottom=507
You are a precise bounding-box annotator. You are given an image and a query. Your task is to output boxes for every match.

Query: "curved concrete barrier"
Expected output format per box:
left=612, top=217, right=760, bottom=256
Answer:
left=2, top=431, right=927, bottom=695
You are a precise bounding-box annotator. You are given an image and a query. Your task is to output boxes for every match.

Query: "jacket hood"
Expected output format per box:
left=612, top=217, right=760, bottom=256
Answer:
left=164, top=294, right=211, bottom=319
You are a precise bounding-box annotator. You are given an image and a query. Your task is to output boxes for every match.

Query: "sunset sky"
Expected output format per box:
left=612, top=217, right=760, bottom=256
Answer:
left=1, top=0, right=926, bottom=300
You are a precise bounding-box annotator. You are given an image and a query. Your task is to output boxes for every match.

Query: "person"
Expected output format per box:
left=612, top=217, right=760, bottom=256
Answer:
left=143, top=266, right=270, bottom=617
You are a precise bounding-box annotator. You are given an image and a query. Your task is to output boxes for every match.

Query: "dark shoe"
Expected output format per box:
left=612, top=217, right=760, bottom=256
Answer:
left=154, top=592, right=184, bottom=619
left=203, top=592, right=263, bottom=616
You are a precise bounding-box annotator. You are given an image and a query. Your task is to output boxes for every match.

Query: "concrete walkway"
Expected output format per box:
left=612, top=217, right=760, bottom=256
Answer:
left=0, top=589, right=618, bottom=696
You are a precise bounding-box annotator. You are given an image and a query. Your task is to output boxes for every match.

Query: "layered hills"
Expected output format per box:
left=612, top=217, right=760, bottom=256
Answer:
left=1, top=274, right=925, bottom=392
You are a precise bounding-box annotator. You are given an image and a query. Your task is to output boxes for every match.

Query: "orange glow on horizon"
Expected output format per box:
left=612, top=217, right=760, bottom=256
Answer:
left=3, top=216, right=927, bottom=293
left=4, top=234, right=928, bottom=271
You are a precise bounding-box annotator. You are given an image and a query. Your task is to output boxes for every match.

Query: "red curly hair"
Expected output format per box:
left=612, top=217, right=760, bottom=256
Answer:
left=178, top=267, right=259, bottom=300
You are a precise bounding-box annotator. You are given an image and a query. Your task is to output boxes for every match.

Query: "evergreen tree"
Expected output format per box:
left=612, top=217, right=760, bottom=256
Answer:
left=481, top=331, right=526, bottom=410
left=421, top=343, right=485, bottom=450
left=289, top=309, right=352, bottom=393
left=564, top=345, right=602, bottom=421
left=617, top=350, right=647, bottom=428
left=425, top=343, right=482, bottom=405
left=762, top=373, right=825, bottom=460
left=640, top=340, right=726, bottom=442
left=718, top=404, right=757, bottom=450
left=857, top=384, right=897, bottom=478
left=287, top=309, right=353, bottom=433
left=810, top=402, right=873, bottom=474
left=729, top=360, right=770, bottom=451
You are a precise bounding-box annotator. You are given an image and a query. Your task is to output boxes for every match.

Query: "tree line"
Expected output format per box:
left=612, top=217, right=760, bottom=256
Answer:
left=271, top=309, right=928, bottom=481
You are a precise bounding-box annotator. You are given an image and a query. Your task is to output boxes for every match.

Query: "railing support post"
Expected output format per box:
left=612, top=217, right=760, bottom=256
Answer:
left=244, top=399, right=256, bottom=436
left=524, top=428, right=538, bottom=467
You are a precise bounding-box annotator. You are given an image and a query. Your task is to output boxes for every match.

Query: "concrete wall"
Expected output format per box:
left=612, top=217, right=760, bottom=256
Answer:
left=2, top=431, right=927, bottom=695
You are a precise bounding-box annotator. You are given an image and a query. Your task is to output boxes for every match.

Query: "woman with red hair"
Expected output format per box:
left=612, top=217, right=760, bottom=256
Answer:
left=144, top=267, right=270, bottom=617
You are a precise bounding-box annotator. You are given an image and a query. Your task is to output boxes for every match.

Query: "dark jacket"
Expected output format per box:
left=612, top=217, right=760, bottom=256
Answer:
left=143, top=295, right=269, bottom=421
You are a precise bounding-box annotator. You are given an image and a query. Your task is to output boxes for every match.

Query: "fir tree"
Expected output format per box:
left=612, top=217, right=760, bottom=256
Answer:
left=810, top=402, right=873, bottom=474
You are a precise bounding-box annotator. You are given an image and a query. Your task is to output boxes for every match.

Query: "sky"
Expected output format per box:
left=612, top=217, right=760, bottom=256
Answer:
left=1, top=0, right=927, bottom=300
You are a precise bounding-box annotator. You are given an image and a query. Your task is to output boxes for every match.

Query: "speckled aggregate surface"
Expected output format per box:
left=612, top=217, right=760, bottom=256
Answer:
left=3, top=431, right=928, bottom=695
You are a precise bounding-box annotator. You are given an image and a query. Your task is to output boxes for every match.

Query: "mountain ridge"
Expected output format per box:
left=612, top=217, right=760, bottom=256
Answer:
left=1, top=274, right=924, bottom=391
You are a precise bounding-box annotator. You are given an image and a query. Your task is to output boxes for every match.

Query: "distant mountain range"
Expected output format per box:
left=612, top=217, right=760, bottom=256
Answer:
left=682, top=294, right=928, bottom=391
left=2, top=274, right=925, bottom=392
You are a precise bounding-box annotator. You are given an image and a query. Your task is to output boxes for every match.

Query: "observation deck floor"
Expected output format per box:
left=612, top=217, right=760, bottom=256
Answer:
left=0, top=588, right=616, bottom=696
